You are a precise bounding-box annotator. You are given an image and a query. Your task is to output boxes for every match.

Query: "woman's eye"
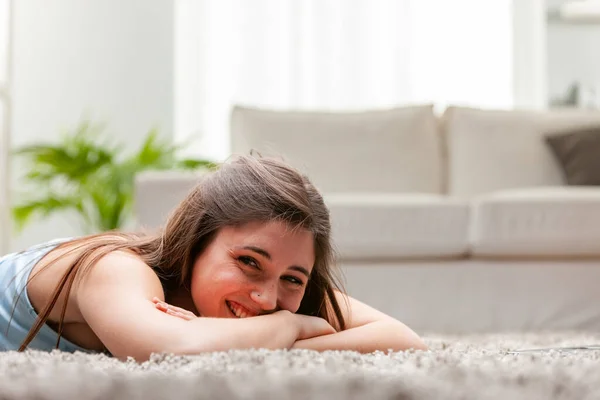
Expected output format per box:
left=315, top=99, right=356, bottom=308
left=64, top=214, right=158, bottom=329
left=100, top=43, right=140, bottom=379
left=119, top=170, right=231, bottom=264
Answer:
left=283, top=276, right=304, bottom=286
left=238, top=256, right=260, bottom=269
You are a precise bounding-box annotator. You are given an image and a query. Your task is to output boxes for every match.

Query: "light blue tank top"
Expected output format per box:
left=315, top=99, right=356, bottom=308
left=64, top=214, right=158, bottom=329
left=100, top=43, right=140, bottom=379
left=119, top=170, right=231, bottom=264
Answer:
left=0, top=238, right=92, bottom=353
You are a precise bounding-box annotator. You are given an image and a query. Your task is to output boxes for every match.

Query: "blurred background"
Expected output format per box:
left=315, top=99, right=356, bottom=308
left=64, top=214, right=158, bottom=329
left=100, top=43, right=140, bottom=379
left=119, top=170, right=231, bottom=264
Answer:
left=0, top=0, right=593, bottom=243
left=3, top=0, right=600, bottom=334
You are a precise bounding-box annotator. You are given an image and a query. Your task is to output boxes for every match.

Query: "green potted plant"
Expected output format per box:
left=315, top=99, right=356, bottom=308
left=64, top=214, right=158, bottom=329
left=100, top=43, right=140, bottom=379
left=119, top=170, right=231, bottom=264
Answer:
left=12, top=121, right=216, bottom=233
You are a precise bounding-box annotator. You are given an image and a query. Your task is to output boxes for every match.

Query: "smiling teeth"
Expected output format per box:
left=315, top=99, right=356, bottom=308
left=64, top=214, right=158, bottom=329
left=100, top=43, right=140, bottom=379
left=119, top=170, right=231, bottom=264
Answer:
left=228, top=302, right=249, bottom=318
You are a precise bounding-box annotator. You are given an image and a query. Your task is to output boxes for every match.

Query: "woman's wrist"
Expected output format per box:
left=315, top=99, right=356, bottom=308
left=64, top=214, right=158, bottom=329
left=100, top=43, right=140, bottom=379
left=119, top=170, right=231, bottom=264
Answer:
left=270, top=309, right=301, bottom=342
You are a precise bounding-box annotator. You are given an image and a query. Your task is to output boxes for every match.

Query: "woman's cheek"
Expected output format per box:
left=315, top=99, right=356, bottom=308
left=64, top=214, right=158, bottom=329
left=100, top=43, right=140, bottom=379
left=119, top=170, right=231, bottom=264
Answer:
left=218, top=266, right=251, bottom=287
left=280, top=294, right=305, bottom=313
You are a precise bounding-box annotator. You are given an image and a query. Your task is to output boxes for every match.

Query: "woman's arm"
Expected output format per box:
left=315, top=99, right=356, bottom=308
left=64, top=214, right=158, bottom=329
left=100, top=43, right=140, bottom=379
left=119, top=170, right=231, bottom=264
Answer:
left=291, top=291, right=428, bottom=353
left=76, top=252, right=321, bottom=361
left=157, top=289, right=427, bottom=353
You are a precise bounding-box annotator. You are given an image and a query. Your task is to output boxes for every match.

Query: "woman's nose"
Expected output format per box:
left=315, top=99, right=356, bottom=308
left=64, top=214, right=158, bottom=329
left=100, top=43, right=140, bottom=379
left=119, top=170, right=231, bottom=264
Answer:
left=250, top=283, right=278, bottom=311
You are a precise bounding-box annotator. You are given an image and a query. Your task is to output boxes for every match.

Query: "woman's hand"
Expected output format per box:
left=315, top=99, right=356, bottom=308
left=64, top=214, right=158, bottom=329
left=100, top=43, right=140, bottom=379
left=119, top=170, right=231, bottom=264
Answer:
left=153, top=298, right=335, bottom=340
left=152, top=297, right=197, bottom=321
left=292, top=313, right=337, bottom=339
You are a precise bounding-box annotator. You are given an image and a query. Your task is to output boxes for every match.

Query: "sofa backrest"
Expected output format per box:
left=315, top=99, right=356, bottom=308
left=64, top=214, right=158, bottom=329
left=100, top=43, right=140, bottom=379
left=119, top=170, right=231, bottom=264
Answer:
left=230, top=104, right=444, bottom=194
left=443, top=106, right=600, bottom=198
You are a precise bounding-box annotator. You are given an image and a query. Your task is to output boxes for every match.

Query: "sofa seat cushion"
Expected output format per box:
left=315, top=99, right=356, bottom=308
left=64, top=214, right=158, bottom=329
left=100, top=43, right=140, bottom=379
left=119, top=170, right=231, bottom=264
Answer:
left=471, top=187, right=600, bottom=257
left=326, top=193, right=470, bottom=260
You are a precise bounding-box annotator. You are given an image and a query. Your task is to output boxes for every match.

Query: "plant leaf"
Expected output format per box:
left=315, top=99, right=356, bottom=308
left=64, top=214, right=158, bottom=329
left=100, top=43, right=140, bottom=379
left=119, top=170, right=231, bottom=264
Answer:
left=14, top=122, right=117, bottom=183
left=133, top=128, right=177, bottom=169
left=12, top=194, right=84, bottom=232
left=13, top=121, right=216, bottom=232
left=175, top=158, right=219, bottom=170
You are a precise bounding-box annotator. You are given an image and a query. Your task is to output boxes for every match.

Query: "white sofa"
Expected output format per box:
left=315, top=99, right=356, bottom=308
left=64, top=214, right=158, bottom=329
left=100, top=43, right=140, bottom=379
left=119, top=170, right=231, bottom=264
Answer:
left=135, top=105, right=600, bottom=335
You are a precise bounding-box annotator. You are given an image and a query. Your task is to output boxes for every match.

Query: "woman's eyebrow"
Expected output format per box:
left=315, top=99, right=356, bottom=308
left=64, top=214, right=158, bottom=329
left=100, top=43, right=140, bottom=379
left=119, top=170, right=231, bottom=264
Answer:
left=240, top=245, right=271, bottom=260
left=288, top=266, right=310, bottom=278
left=239, top=246, right=310, bottom=277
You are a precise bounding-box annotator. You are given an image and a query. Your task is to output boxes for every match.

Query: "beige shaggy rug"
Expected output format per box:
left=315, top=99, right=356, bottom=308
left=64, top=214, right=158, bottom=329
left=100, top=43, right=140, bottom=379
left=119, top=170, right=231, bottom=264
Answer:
left=1, top=332, right=600, bottom=400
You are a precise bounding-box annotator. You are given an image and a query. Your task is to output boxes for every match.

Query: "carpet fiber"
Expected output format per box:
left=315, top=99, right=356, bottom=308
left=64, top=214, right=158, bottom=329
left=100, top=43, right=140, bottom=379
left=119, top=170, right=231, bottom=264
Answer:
left=1, top=332, right=600, bottom=400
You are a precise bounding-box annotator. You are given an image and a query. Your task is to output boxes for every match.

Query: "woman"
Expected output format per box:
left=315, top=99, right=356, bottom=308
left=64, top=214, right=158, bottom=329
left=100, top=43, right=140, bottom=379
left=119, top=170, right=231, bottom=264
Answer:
left=0, top=155, right=426, bottom=360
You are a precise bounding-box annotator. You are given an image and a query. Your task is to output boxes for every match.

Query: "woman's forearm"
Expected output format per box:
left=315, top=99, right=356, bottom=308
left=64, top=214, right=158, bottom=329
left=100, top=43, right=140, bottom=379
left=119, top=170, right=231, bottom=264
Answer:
left=291, top=320, right=428, bottom=353
left=178, top=311, right=299, bottom=354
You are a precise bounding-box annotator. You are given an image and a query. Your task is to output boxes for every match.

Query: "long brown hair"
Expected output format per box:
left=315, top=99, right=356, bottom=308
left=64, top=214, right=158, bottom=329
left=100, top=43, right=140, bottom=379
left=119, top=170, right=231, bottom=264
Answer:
left=19, top=155, right=347, bottom=350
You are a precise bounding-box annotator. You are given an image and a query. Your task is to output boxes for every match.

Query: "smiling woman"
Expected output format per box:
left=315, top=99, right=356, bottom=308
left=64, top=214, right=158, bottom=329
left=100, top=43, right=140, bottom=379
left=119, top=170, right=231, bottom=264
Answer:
left=0, top=155, right=426, bottom=360
left=187, top=222, right=316, bottom=320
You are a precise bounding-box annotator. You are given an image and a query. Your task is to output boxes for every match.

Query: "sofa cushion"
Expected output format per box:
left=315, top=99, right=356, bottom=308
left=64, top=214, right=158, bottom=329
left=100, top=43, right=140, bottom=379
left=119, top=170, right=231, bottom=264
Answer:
left=134, top=171, right=207, bottom=230
left=443, top=106, right=600, bottom=198
left=470, top=187, right=600, bottom=257
left=231, top=105, right=443, bottom=194
left=326, top=193, right=470, bottom=260
left=545, top=127, right=600, bottom=185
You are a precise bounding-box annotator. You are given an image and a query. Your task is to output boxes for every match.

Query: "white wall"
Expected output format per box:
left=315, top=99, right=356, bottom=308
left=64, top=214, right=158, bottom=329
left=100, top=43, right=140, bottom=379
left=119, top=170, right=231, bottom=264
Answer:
left=9, top=0, right=174, bottom=252
left=546, top=0, right=600, bottom=107
left=512, top=0, right=547, bottom=110
left=515, top=0, right=600, bottom=108
left=0, top=0, right=14, bottom=256
left=0, top=98, right=8, bottom=256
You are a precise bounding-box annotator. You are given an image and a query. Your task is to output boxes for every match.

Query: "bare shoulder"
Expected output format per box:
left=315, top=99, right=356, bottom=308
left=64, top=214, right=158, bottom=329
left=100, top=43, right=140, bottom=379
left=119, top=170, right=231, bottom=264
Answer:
left=79, top=250, right=156, bottom=282
left=75, top=250, right=164, bottom=301
left=28, top=241, right=165, bottom=328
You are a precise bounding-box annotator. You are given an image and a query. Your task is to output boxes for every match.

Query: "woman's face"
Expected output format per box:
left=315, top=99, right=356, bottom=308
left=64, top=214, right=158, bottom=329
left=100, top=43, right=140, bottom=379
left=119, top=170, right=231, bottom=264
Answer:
left=190, top=220, right=315, bottom=318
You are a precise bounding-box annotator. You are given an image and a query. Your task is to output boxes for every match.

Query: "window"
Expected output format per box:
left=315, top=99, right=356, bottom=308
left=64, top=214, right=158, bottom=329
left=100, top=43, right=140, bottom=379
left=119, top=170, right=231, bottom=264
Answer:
left=174, top=0, right=513, bottom=161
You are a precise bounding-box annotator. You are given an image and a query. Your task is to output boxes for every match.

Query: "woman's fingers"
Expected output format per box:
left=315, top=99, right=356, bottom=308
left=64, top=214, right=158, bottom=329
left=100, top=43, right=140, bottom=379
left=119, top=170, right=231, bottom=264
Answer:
left=165, top=308, right=192, bottom=320
left=152, top=297, right=197, bottom=320
left=157, top=304, right=195, bottom=320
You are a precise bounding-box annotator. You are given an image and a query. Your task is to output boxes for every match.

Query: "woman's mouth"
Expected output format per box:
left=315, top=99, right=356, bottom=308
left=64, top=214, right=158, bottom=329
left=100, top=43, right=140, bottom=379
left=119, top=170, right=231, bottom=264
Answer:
left=226, top=301, right=257, bottom=318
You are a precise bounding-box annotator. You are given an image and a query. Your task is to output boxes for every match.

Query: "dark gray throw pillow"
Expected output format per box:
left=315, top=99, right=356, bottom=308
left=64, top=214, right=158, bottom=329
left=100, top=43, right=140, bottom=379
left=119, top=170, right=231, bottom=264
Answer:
left=545, top=127, right=600, bottom=185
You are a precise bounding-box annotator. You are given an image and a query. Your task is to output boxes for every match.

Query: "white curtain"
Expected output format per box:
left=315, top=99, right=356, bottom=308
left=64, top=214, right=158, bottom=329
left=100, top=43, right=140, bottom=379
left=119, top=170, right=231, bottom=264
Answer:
left=175, top=0, right=513, bottom=161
